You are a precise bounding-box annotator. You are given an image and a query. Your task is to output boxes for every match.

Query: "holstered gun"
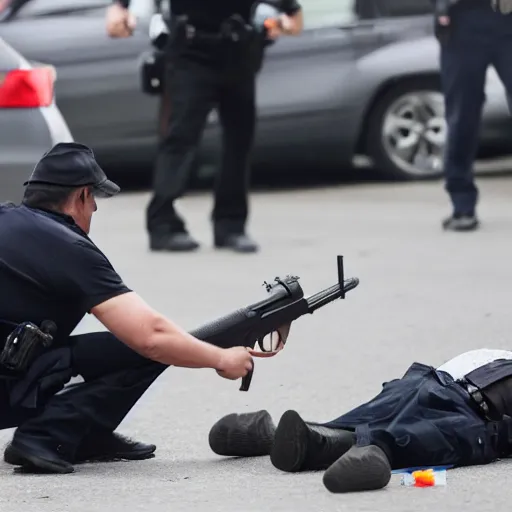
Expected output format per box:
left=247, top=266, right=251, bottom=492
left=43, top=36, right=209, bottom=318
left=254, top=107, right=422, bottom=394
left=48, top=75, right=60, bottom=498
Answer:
left=0, top=320, right=56, bottom=375
left=139, top=49, right=166, bottom=96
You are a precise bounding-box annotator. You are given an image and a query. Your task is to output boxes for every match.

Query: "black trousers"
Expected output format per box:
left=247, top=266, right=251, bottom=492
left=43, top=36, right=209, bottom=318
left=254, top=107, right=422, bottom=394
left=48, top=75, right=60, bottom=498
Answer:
left=0, top=331, right=235, bottom=461
left=322, top=363, right=510, bottom=471
left=440, top=2, right=512, bottom=216
left=146, top=41, right=257, bottom=237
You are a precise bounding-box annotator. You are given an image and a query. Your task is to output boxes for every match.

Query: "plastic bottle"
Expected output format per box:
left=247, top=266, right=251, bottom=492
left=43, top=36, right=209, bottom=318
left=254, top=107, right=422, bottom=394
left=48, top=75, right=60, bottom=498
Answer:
left=400, top=469, right=447, bottom=487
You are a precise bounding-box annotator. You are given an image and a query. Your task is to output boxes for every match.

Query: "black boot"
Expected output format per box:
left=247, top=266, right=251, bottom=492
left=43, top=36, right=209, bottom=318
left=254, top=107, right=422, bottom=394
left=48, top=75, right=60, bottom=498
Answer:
left=214, top=233, right=259, bottom=253
left=323, top=444, right=392, bottom=493
left=208, top=410, right=276, bottom=457
left=270, top=410, right=355, bottom=473
left=442, top=213, right=479, bottom=232
left=150, top=232, right=200, bottom=252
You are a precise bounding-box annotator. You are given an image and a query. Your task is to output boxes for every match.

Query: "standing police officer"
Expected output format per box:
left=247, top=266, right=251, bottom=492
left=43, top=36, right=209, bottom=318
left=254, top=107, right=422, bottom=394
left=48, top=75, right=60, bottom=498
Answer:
left=433, top=0, right=512, bottom=231
left=106, top=0, right=304, bottom=253
left=0, top=143, right=266, bottom=474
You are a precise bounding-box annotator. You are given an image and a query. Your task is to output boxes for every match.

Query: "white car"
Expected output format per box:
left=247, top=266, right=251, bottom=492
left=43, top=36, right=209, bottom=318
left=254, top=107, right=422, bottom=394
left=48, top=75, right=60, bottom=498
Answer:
left=0, top=35, right=73, bottom=204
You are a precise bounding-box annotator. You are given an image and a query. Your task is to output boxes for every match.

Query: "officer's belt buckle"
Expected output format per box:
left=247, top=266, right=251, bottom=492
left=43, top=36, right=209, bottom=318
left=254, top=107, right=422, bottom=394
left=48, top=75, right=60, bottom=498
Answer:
left=464, top=381, right=492, bottom=420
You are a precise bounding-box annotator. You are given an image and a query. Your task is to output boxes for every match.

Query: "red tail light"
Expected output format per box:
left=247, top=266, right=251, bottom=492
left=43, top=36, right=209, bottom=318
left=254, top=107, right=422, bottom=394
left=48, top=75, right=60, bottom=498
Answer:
left=0, top=66, right=55, bottom=108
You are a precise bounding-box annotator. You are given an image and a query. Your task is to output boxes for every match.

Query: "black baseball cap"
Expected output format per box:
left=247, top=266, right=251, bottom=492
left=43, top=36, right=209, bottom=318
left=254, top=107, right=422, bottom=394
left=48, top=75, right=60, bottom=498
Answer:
left=24, top=142, right=120, bottom=198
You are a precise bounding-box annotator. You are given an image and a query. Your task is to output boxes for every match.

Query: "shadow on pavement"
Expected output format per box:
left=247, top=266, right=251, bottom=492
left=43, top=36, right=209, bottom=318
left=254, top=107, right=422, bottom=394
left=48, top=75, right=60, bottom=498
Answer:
left=107, top=163, right=393, bottom=195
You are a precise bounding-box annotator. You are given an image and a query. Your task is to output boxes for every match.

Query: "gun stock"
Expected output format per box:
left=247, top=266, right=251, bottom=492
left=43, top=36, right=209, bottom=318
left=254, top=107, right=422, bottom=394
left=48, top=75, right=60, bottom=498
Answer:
left=189, top=256, right=359, bottom=391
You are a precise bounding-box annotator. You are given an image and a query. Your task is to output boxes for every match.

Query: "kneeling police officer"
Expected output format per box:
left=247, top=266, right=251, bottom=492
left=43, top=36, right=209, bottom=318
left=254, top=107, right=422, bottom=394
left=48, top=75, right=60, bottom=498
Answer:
left=106, top=0, right=303, bottom=253
left=0, top=142, right=264, bottom=474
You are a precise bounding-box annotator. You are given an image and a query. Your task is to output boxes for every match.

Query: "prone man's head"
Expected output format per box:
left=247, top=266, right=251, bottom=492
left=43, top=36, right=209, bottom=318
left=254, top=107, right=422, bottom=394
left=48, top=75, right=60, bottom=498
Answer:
left=22, top=142, right=120, bottom=234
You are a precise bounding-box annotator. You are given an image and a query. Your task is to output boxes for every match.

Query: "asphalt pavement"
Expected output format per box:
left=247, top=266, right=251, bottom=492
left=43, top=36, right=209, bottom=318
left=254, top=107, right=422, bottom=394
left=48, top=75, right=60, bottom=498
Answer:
left=2, top=172, right=512, bottom=512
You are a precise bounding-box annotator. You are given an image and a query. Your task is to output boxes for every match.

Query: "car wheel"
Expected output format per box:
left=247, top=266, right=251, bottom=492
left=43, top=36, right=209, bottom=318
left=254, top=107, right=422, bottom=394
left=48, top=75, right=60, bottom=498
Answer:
left=366, top=78, right=446, bottom=181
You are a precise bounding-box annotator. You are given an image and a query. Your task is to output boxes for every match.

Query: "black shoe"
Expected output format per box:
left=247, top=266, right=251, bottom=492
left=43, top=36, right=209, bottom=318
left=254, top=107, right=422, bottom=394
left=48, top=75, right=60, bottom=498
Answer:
left=72, top=432, right=156, bottom=463
left=270, top=410, right=355, bottom=473
left=323, top=445, right=392, bottom=493
left=214, top=233, right=259, bottom=253
left=442, top=214, right=479, bottom=232
left=150, top=232, right=200, bottom=252
left=4, top=436, right=74, bottom=474
left=208, top=410, right=276, bottom=457
left=5, top=432, right=156, bottom=467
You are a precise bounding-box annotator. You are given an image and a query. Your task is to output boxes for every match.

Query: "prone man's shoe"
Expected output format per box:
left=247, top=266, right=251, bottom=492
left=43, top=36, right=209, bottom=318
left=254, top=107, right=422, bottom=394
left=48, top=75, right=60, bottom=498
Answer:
left=270, top=410, right=355, bottom=473
left=5, top=432, right=156, bottom=467
left=323, top=444, right=392, bottom=493
left=4, top=436, right=74, bottom=474
left=214, top=233, right=259, bottom=254
left=208, top=410, right=276, bottom=457
left=150, top=232, right=200, bottom=252
left=442, top=214, right=479, bottom=232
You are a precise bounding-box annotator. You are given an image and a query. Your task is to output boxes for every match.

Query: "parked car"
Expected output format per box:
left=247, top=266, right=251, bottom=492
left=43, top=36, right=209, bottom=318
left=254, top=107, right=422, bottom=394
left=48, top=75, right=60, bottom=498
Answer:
left=0, top=35, right=73, bottom=204
left=1, top=0, right=511, bottom=181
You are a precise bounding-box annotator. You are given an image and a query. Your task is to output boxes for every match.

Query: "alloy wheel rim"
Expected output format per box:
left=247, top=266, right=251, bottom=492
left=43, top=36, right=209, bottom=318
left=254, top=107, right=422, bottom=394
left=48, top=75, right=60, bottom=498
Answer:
left=381, top=91, right=446, bottom=177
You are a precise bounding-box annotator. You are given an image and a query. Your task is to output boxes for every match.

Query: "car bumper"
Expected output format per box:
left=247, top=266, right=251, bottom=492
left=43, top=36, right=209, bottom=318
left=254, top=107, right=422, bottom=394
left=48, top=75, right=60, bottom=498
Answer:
left=0, top=104, right=73, bottom=204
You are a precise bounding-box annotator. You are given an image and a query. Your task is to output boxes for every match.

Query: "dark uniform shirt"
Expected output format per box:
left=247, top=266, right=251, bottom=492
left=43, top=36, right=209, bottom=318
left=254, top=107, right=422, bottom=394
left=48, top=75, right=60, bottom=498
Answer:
left=0, top=204, right=131, bottom=345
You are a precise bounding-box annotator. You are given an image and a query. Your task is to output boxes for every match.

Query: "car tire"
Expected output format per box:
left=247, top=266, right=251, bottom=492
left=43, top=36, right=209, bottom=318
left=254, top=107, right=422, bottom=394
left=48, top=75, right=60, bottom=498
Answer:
left=366, top=77, right=446, bottom=181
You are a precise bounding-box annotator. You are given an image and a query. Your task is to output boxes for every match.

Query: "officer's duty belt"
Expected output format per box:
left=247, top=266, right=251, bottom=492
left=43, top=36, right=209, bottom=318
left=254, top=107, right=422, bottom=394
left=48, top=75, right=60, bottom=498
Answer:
left=173, top=16, right=252, bottom=44
left=458, top=379, right=492, bottom=420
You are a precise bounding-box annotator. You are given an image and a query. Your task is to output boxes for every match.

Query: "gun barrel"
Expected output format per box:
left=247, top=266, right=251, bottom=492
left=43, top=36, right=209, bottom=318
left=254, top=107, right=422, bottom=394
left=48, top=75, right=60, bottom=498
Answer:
left=306, top=277, right=359, bottom=313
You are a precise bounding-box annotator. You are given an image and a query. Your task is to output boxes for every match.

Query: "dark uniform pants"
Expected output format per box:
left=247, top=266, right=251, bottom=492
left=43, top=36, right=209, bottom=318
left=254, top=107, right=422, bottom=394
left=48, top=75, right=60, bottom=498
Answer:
left=321, top=363, right=510, bottom=471
left=1, top=331, right=220, bottom=461
left=146, top=36, right=257, bottom=237
left=440, top=2, right=512, bottom=216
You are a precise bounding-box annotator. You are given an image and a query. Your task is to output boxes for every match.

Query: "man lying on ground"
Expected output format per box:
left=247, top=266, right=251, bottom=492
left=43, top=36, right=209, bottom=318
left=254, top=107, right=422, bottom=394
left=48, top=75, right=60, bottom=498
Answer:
left=208, top=348, right=512, bottom=493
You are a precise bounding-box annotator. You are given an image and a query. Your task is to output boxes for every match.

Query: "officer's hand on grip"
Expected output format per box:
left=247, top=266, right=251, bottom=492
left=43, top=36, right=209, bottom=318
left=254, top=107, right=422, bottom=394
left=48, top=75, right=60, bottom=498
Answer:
left=215, top=347, right=259, bottom=381
left=106, top=2, right=137, bottom=38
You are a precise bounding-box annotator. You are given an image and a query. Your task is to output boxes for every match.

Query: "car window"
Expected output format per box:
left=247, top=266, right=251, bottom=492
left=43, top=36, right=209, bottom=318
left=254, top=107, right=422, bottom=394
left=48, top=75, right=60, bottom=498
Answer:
left=4, top=0, right=357, bottom=26
left=128, top=0, right=158, bottom=18
left=300, top=0, right=357, bottom=28
left=8, top=0, right=109, bottom=19
left=373, top=0, right=433, bottom=17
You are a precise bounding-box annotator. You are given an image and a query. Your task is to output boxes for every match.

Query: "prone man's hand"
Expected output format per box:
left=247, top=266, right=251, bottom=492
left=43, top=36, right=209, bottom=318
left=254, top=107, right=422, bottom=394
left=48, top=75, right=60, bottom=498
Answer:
left=106, top=3, right=136, bottom=38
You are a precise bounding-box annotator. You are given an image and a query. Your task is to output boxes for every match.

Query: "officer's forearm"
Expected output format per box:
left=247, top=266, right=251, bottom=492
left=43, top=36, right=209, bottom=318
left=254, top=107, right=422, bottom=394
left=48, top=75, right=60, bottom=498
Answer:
left=144, top=315, right=226, bottom=369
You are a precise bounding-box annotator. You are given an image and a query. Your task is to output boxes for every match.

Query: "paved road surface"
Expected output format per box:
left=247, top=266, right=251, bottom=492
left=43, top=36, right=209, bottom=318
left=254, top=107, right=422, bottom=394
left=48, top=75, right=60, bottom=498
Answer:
left=2, top=175, right=512, bottom=512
